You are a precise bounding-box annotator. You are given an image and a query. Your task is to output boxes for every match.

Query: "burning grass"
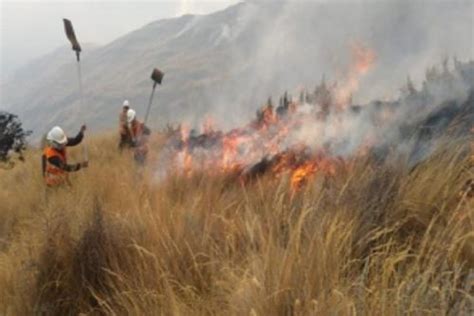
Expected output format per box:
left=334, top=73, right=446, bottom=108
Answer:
left=0, top=132, right=473, bottom=315
left=157, top=59, right=473, bottom=198
left=1, top=59, right=473, bottom=315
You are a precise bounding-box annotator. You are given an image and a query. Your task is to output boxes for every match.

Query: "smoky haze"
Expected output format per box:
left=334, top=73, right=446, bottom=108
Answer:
left=165, top=0, right=474, bottom=129
left=1, top=0, right=473, bottom=137
left=214, top=0, right=473, bottom=111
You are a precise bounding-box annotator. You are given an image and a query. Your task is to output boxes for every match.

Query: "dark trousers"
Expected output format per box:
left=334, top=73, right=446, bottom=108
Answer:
left=118, top=134, right=131, bottom=151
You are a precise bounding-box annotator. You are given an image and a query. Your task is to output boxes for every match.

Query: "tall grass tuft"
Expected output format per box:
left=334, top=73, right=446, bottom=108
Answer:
left=0, top=133, right=472, bottom=315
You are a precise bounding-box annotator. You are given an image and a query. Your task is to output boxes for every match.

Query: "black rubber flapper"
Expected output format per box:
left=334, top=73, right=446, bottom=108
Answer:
left=151, top=68, right=164, bottom=85
left=63, top=19, right=81, bottom=54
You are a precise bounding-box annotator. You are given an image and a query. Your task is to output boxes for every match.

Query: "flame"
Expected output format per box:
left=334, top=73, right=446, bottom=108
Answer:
left=180, top=123, right=190, bottom=143
left=335, top=42, right=376, bottom=109
left=221, top=134, right=242, bottom=172
left=159, top=41, right=381, bottom=192
left=165, top=105, right=344, bottom=191
left=290, top=160, right=318, bottom=191
left=352, top=42, right=376, bottom=74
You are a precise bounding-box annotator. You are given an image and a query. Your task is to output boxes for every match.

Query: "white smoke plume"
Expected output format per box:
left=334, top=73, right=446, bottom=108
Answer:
left=191, top=0, right=473, bottom=130
left=156, top=57, right=473, bottom=182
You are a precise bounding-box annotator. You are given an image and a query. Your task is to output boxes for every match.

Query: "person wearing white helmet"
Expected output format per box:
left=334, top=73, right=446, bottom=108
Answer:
left=126, top=108, right=151, bottom=164
left=42, top=124, right=88, bottom=186
left=119, top=99, right=132, bottom=150
left=127, top=108, right=136, bottom=124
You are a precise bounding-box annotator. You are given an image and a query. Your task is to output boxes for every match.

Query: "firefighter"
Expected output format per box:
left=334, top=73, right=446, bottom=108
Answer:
left=127, top=109, right=151, bottom=165
left=119, top=99, right=132, bottom=150
left=42, top=125, right=88, bottom=187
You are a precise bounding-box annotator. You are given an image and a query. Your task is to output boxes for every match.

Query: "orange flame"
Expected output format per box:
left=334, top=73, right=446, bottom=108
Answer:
left=290, top=160, right=319, bottom=191
left=163, top=45, right=379, bottom=191
left=335, top=42, right=376, bottom=109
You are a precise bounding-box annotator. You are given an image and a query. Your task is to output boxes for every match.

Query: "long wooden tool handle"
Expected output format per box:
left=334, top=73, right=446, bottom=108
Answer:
left=76, top=61, right=88, bottom=162
left=144, top=82, right=157, bottom=126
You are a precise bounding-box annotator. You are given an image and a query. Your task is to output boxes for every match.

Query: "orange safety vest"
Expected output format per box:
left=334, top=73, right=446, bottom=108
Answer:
left=42, top=147, right=68, bottom=186
left=131, top=121, right=149, bottom=156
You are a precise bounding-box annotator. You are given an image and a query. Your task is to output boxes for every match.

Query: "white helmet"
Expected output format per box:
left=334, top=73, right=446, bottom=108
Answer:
left=127, top=109, right=136, bottom=123
left=123, top=99, right=130, bottom=107
left=47, top=126, right=67, bottom=145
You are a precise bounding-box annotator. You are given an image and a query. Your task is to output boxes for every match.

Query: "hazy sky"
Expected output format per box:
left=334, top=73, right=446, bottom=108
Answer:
left=0, top=0, right=240, bottom=77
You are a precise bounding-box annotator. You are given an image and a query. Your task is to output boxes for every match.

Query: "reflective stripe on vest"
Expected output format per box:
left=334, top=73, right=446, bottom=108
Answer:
left=43, top=147, right=68, bottom=186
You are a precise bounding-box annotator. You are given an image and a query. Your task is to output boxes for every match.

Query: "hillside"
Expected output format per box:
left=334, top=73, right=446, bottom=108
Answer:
left=2, top=0, right=474, bottom=313
left=1, top=57, right=474, bottom=314
left=2, top=1, right=472, bottom=137
left=0, top=130, right=473, bottom=314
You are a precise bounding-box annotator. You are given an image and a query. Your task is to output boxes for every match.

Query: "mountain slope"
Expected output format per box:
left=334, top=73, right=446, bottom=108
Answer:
left=1, top=1, right=472, bottom=137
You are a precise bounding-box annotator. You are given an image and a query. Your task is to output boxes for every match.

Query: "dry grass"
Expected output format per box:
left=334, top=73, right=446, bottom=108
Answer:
left=0, top=133, right=473, bottom=315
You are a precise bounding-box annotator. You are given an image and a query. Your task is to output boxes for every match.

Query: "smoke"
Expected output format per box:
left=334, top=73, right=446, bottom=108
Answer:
left=165, top=0, right=474, bottom=176
left=157, top=58, right=473, bottom=182
left=3, top=0, right=472, bottom=144
left=293, top=58, right=473, bottom=162
left=191, top=0, right=473, bottom=131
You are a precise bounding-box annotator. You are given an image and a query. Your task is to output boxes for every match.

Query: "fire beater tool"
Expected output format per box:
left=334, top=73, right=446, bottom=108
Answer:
left=63, top=18, right=88, bottom=161
left=144, top=68, right=164, bottom=126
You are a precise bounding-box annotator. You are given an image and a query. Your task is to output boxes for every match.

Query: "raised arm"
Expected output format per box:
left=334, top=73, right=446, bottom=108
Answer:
left=67, top=125, right=86, bottom=147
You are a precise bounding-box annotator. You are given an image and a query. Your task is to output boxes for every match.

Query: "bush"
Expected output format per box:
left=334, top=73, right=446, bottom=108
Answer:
left=0, top=111, right=32, bottom=166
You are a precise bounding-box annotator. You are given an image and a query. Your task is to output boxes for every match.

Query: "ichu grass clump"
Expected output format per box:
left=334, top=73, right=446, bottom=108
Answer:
left=0, top=132, right=472, bottom=314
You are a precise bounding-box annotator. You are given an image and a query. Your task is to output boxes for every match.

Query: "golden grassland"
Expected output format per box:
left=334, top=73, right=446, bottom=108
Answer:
left=0, top=133, right=473, bottom=315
